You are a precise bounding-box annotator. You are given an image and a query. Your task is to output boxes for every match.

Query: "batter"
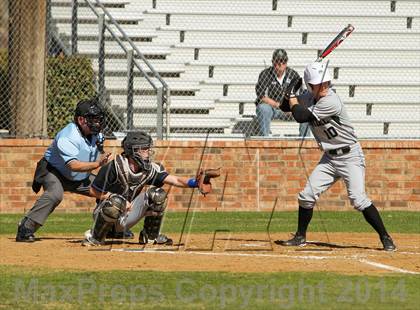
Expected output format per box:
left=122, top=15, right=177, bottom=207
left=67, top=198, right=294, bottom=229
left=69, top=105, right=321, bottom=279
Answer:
left=276, top=61, right=396, bottom=251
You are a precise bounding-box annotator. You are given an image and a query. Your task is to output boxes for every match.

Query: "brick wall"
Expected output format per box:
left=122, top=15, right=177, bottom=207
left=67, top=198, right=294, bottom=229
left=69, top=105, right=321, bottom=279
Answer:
left=1, top=139, right=419, bottom=213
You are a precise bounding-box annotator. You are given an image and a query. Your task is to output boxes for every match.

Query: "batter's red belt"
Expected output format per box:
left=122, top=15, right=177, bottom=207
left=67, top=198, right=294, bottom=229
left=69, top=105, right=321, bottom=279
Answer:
left=327, top=145, right=351, bottom=156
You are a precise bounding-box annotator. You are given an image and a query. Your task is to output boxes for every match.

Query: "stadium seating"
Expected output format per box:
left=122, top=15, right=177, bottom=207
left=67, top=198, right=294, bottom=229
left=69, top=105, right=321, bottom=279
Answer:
left=49, top=0, right=420, bottom=138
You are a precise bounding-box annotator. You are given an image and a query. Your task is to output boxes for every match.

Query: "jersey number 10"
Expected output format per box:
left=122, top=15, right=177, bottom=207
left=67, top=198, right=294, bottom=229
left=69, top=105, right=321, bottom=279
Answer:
left=324, top=127, right=338, bottom=139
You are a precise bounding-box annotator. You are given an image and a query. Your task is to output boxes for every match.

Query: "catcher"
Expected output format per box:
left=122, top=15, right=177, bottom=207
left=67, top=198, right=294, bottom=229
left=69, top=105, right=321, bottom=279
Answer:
left=82, top=131, right=220, bottom=246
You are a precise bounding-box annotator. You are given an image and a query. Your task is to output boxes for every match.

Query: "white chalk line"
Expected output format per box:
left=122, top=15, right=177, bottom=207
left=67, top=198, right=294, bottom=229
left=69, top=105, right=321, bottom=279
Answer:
left=394, top=251, right=420, bottom=255
left=111, top=248, right=335, bottom=260
left=110, top=248, right=420, bottom=274
left=357, top=258, right=420, bottom=275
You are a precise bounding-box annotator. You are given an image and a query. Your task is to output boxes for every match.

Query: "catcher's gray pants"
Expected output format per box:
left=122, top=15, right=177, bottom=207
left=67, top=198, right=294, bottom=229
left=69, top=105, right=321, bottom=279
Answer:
left=298, top=143, right=372, bottom=211
left=114, top=193, right=149, bottom=232
left=26, top=170, right=93, bottom=225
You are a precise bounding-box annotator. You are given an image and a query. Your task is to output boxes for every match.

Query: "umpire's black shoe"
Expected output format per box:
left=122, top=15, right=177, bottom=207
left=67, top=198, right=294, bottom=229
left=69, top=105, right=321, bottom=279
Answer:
left=106, top=229, right=134, bottom=239
left=275, top=234, right=306, bottom=246
left=380, top=235, right=396, bottom=252
left=16, top=220, right=36, bottom=243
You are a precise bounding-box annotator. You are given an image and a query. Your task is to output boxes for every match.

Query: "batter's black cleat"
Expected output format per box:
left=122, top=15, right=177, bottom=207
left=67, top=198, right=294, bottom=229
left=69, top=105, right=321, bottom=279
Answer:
left=106, top=227, right=134, bottom=239
left=16, top=218, right=36, bottom=243
left=139, top=230, right=173, bottom=245
left=380, top=235, right=396, bottom=252
left=275, top=234, right=306, bottom=246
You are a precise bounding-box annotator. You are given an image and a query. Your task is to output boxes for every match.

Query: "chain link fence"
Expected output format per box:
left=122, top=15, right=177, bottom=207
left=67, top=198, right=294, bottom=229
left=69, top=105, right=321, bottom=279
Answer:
left=1, top=0, right=419, bottom=139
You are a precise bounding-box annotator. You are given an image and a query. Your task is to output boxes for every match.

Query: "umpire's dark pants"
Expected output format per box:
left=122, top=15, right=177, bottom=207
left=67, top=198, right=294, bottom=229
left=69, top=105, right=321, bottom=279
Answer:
left=26, top=169, right=94, bottom=226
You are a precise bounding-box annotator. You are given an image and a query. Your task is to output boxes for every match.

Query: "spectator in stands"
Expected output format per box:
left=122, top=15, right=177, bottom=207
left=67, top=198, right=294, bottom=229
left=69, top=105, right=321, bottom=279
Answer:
left=254, top=49, right=309, bottom=137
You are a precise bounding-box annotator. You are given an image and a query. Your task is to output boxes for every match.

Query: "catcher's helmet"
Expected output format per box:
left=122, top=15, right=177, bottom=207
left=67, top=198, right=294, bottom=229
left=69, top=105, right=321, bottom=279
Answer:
left=74, top=98, right=105, bottom=134
left=272, top=49, right=288, bottom=64
left=122, top=131, right=154, bottom=171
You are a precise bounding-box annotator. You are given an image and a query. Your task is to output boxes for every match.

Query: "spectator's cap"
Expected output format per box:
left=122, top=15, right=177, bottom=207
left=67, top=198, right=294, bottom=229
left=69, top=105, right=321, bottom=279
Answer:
left=304, top=61, right=332, bottom=85
left=272, top=49, right=288, bottom=64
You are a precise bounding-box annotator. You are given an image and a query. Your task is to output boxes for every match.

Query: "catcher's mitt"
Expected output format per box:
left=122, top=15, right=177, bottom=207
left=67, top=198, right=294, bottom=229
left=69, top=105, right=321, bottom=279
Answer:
left=196, top=168, right=221, bottom=196
left=279, top=77, right=303, bottom=112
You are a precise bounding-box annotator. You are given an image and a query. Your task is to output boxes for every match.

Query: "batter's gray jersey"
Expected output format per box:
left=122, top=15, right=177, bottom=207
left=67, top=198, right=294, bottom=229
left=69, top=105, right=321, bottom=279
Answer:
left=296, top=88, right=372, bottom=211
left=298, top=89, right=357, bottom=151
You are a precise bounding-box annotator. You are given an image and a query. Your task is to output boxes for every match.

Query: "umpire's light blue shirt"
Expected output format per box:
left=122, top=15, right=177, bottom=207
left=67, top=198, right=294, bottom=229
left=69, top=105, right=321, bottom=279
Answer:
left=44, top=122, right=99, bottom=181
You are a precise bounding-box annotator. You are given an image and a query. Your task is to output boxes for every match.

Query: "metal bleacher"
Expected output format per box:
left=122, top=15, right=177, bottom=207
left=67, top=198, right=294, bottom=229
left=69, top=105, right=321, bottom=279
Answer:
left=50, top=0, right=420, bottom=139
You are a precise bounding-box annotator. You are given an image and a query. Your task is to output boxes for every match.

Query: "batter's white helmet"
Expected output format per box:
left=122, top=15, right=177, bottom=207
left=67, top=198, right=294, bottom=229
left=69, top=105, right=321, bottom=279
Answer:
left=304, top=61, right=332, bottom=93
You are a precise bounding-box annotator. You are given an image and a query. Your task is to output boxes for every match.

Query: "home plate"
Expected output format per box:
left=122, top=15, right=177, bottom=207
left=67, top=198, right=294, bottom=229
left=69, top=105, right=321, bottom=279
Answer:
left=240, top=243, right=269, bottom=247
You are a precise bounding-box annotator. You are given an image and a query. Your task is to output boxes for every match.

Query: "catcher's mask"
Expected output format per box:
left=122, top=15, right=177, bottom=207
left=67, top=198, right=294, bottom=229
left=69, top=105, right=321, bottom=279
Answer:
left=122, top=131, right=154, bottom=171
left=74, top=99, right=105, bottom=134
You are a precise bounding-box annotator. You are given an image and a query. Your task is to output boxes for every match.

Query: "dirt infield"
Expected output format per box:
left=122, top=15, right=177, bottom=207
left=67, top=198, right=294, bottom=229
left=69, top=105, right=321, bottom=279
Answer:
left=1, top=233, right=419, bottom=275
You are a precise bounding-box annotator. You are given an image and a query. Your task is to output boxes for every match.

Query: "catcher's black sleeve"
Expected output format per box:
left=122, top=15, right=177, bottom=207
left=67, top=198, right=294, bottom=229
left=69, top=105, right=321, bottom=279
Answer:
left=291, top=104, right=316, bottom=123
left=91, top=161, right=117, bottom=193
left=147, top=163, right=169, bottom=187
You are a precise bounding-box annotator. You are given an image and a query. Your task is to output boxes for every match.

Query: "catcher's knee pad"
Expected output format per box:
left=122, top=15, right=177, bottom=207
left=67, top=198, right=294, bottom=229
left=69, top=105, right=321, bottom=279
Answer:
left=146, top=187, right=167, bottom=212
left=92, top=194, right=127, bottom=242
left=143, top=214, right=164, bottom=240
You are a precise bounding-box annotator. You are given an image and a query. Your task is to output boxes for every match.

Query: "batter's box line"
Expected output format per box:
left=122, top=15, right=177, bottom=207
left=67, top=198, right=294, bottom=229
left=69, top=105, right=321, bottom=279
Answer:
left=357, top=258, right=420, bottom=275
left=110, top=248, right=340, bottom=261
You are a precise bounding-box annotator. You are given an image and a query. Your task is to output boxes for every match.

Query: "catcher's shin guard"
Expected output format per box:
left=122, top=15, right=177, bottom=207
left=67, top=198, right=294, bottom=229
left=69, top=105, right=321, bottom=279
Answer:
left=91, top=194, right=126, bottom=242
left=139, top=215, right=173, bottom=245
left=142, top=215, right=163, bottom=241
left=139, top=188, right=172, bottom=245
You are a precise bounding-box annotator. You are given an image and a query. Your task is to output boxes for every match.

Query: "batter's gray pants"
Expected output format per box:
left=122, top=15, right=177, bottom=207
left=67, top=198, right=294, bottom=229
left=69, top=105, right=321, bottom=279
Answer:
left=26, top=170, right=94, bottom=226
left=298, top=143, right=372, bottom=211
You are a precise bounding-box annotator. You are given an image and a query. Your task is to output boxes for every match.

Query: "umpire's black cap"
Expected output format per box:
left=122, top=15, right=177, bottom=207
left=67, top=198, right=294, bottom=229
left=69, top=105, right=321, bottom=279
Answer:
left=272, top=49, right=288, bottom=64
left=74, top=98, right=103, bottom=117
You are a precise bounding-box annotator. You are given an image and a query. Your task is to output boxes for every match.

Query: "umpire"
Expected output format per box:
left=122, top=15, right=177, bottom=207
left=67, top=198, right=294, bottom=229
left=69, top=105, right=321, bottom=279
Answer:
left=16, top=98, right=111, bottom=242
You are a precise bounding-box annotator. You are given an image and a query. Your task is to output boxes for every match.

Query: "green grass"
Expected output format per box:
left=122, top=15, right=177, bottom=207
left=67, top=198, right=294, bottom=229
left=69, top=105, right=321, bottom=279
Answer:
left=2, top=212, right=420, bottom=309
left=1, top=211, right=419, bottom=235
left=1, top=266, right=418, bottom=310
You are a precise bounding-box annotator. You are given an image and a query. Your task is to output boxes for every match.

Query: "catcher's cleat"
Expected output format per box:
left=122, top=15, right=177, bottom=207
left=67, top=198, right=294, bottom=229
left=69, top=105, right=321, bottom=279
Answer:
left=106, top=227, right=134, bottom=239
left=16, top=218, right=36, bottom=243
left=139, top=230, right=173, bottom=245
left=82, top=230, right=103, bottom=246
left=275, top=234, right=306, bottom=246
left=153, top=234, right=173, bottom=245
left=380, top=235, right=396, bottom=252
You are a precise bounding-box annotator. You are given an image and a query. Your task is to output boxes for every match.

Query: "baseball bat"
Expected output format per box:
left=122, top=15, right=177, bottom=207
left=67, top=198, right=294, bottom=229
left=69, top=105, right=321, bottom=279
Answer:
left=316, top=24, right=355, bottom=62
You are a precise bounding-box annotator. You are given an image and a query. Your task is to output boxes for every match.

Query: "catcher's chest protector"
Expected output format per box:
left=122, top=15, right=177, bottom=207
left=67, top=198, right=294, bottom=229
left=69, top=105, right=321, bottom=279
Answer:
left=114, top=155, right=153, bottom=201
